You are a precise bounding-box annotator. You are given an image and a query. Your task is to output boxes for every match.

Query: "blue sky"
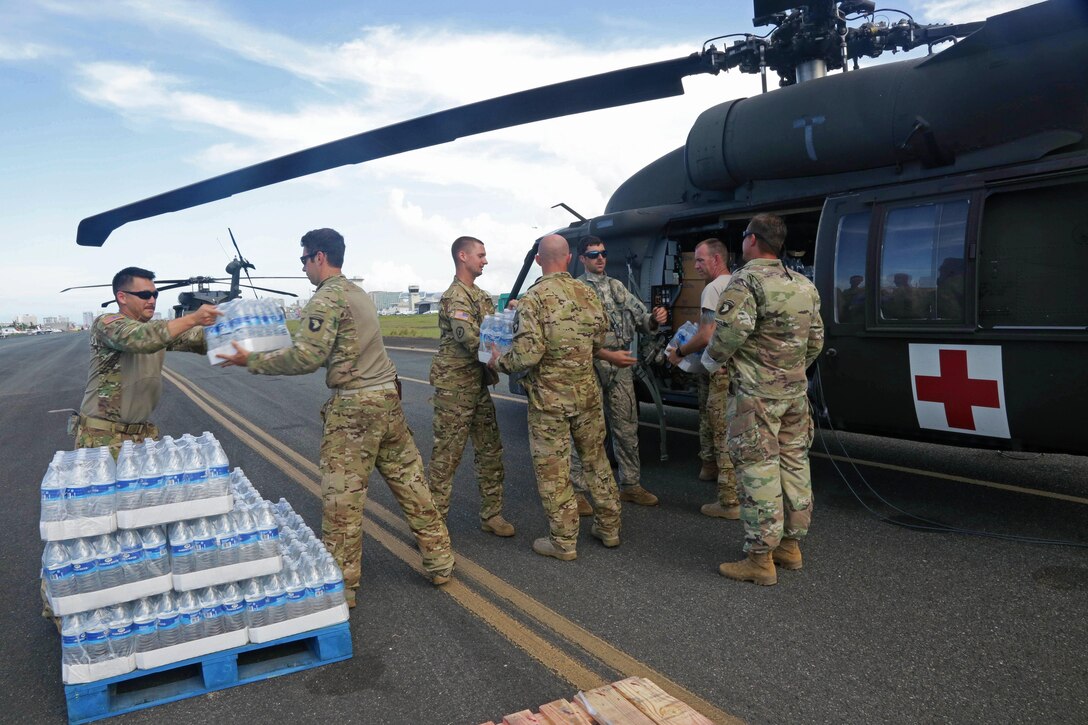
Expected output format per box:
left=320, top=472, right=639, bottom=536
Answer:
left=0, top=0, right=1037, bottom=322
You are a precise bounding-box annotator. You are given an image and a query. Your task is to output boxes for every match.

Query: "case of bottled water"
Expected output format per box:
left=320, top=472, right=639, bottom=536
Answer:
left=59, top=607, right=138, bottom=684
left=204, top=298, right=292, bottom=366
left=40, top=447, right=117, bottom=541
left=476, top=310, right=518, bottom=363
left=665, top=320, right=707, bottom=373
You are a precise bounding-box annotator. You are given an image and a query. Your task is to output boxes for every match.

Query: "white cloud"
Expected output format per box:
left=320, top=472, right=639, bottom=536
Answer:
left=919, top=0, right=1043, bottom=23
left=0, top=39, right=55, bottom=61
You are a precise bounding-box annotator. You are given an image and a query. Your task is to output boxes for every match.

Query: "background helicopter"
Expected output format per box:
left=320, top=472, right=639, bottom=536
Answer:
left=62, top=230, right=300, bottom=317
left=72, top=0, right=1087, bottom=456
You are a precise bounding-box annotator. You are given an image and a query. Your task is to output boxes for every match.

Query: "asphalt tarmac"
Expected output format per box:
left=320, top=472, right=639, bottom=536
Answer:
left=1, top=332, right=1085, bottom=724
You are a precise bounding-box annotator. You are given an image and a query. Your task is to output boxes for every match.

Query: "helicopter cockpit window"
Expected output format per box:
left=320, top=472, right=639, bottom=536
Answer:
left=878, top=200, right=969, bottom=323
left=833, top=211, right=870, bottom=324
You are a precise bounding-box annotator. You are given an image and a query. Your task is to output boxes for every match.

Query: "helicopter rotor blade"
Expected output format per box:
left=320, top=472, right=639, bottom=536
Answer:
left=76, top=53, right=715, bottom=247
left=61, top=283, right=114, bottom=293
left=228, top=228, right=259, bottom=299
left=237, top=284, right=299, bottom=297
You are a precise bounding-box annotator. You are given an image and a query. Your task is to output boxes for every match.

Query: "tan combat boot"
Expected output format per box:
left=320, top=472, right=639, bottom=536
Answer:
left=698, top=460, right=718, bottom=481
left=481, top=514, right=515, bottom=537
left=431, top=568, right=454, bottom=586
left=619, top=485, right=659, bottom=506
left=590, top=524, right=620, bottom=548
left=700, top=502, right=741, bottom=519
left=575, top=492, right=593, bottom=516
left=772, top=538, right=803, bottom=570
left=718, top=551, right=777, bottom=586
left=532, top=537, right=577, bottom=561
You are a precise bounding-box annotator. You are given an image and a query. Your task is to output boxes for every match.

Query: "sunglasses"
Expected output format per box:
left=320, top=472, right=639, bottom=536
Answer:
left=582, top=250, right=608, bottom=259
left=121, top=290, right=159, bottom=300
left=741, top=229, right=762, bottom=241
left=300, top=252, right=318, bottom=264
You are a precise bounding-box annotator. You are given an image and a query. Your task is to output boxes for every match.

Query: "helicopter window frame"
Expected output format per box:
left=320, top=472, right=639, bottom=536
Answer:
left=871, top=193, right=980, bottom=331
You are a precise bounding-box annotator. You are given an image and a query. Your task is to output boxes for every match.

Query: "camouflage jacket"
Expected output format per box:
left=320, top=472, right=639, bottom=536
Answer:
left=578, top=270, right=656, bottom=350
left=248, top=274, right=397, bottom=389
left=429, top=277, right=494, bottom=389
left=497, top=272, right=606, bottom=414
left=705, top=259, right=824, bottom=399
left=80, top=313, right=205, bottom=423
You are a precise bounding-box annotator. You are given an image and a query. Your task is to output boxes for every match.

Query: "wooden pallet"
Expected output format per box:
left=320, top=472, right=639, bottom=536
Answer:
left=482, top=677, right=716, bottom=725
left=65, top=622, right=351, bottom=724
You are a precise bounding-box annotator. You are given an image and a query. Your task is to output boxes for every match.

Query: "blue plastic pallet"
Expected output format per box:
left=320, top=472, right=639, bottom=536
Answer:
left=65, top=622, right=352, bottom=724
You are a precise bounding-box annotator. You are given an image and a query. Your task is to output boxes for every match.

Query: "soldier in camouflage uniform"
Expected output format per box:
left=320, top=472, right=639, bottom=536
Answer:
left=490, top=235, right=633, bottom=560
left=76, top=267, right=219, bottom=454
left=571, top=236, right=667, bottom=509
left=218, top=229, right=454, bottom=602
left=428, top=236, right=513, bottom=537
left=702, top=214, right=824, bottom=586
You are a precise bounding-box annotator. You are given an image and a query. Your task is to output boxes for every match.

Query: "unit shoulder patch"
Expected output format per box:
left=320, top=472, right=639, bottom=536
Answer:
left=307, top=317, right=324, bottom=333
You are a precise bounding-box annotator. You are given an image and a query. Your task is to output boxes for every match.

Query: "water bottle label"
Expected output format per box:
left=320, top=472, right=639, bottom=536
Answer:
left=88, top=482, right=115, bottom=497
left=115, top=478, right=137, bottom=494
left=237, top=531, right=259, bottom=546
left=47, top=564, right=74, bottom=581
left=120, top=550, right=145, bottom=566
left=140, top=475, right=165, bottom=491
left=307, top=586, right=324, bottom=599
left=209, top=465, right=229, bottom=479
left=62, top=633, right=85, bottom=647
left=41, top=488, right=63, bottom=502
left=257, top=527, right=279, bottom=542
left=109, top=624, right=133, bottom=639
left=164, top=473, right=182, bottom=487
left=179, top=611, right=203, bottom=626
left=246, top=598, right=267, bottom=612
left=133, top=620, right=156, bottom=635
left=144, top=544, right=167, bottom=561
left=266, top=593, right=286, bottom=608
left=96, top=555, right=121, bottom=572
left=170, top=542, right=193, bottom=558
left=286, top=589, right=305, bottom=602
left=222, top=601, right=244, bottom=615
left=193, top=537, right=217, bottom=552
left=72, top=560, right=96, bottom=576
left=84, top=630, right=108, bottom=645
left=325, top=581, right=345, bottom=594
left=202, top=605, right=223, bottom=619
left=64, top=485, right=90, bottom=500
left=157, top=615, right=179, bottom=630
left=219, top=535, right=239, bottom=550
left=182, top=471, right=204, bottom=485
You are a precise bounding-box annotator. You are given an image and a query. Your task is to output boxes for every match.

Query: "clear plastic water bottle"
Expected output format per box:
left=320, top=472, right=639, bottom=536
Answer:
left=232, top=507, right=259, bottom=563
left=83, top=608, right=112, bottom=663
left=92, top=533, right=124, bottom=590
left=262, top=574, right=287, bottom=625
left=243, top=578, right=268, bottom=629
left=88, top=446, right=116, bottom=513
left=61, top=614, right=88, bottom=666
left=161, top=439, right=186, bottom=504
left=155, top=592, right=181, bottom=648
left=321, top=556, right=346, bottom=608
left=114, top=442, right=141, bottom=511
left=176, top=590, right=203, bottom=643
left=131, top=598, right=159, bottom=653
left=477, top=315, right=495, bottom=363
left=181, top=439, right=208, bottom=501
left=198, top=587, right=224, bottom=637
left=302, top=561, right=327, bottom=612
left=219, top=583, right=246, bottom=633
left=40, top=455, right=66, bottom=523
left=213, top=514, right=239, bottom=567
left=203, top=438, right=230, bottom=499
left=256, top=300, right=274, bottom=338
left=64, top=449, right=93, bottom=519
left=138, top=443, right=165, bottom=508
left=254, top=503, right=280, bottom=560
left=116, top=528, right=147, bottom=584
left=282, top=566, right=309, bottom=619
left=69, top=537, right=100, bottom=594
left=139, top=526, right=170, bottom=577
left=106, top=603, right=135, bottom=658
left=273, top=304, right=289, bottom=338
left=190, top=517, right=218, bottom=571
left=168, top=520, right=195, bottom=575
left=203, top=318, right=220, bottom=353
left=42, top=541, right=76, bottom=599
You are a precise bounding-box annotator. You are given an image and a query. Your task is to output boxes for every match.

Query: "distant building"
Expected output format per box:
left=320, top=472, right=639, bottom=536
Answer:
left=17, top=314, right=37, bottom=326
left=42, top=315, right=71, bottom=331
left=369, top=291, right=402, bottom=311
left=83, top=312, right=95, bottom=328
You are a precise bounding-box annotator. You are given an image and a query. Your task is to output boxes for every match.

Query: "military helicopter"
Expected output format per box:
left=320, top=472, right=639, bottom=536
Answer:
left=62, top=230, right=300, bottom=317
left=73, top=0, right=1088, bottom=456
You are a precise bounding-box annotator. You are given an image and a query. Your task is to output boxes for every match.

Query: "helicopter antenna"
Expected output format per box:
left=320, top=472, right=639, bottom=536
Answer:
left=227, top=228, right=259, bottom=300
left=551, top=203, right=586, bottom=222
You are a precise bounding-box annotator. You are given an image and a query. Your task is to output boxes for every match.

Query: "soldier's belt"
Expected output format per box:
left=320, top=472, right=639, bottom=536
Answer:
left=79, top=415, right=151, bottom=436
left=334, top=382, right=398, bottom=396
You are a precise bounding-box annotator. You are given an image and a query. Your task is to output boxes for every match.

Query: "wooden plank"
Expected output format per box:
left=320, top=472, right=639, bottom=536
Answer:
left=539, top=698, right=595, bottom=725
left=576, top=685, right=658, bottom=725
left=504, top=710, right=544, bottom=725
left=610, top=678, right=716, bottom=725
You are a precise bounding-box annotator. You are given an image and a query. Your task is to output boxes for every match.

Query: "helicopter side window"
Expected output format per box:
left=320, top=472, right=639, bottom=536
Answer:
left=878, top=200, right=969, bottom=324
left=833, top=211, right=870, bottom=324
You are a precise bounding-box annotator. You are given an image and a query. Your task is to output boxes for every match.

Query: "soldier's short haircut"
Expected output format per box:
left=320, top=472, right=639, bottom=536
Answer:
left=300, top=228, right=345, bottom=267
left=451, top=236, right=483, bottom=262
left=112, top=267, right=155, bottom=295
left=695, top=237, right=728, bottom=262
left=748, top=213, right=787, bottom=255
left=578, top=235, right=605, bottom=257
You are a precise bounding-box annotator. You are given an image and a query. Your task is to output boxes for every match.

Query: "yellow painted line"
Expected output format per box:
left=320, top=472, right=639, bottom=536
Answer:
left=394, top=371, right=1086, bottom=506
left=162, top=367, right=737, bottom=724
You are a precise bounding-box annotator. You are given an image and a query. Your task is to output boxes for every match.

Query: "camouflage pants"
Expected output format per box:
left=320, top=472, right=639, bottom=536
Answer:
left=428, top=385, right=505, bottom=521
left=727, top=392, right=814, bottom=554
left=528, top=403, right=621, bottom=551
left=320, top=390, right=454, bottom=598
left=698, top=371, right=738, bottom=505
left=571, top=364, right=640, bottom=493
left=74, top=422, right=159, bottom=458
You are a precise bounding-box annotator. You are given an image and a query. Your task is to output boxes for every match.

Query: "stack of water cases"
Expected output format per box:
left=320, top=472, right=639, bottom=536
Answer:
left=40, top=433, right=343, bottom=685
left=203, top=299, right=292, bottom=365
left=477, top=309, right=517, bottom=363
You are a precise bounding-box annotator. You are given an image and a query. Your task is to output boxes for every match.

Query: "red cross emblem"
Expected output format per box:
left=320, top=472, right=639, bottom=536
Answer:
left=913, top=349, right=1001, bottom=430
